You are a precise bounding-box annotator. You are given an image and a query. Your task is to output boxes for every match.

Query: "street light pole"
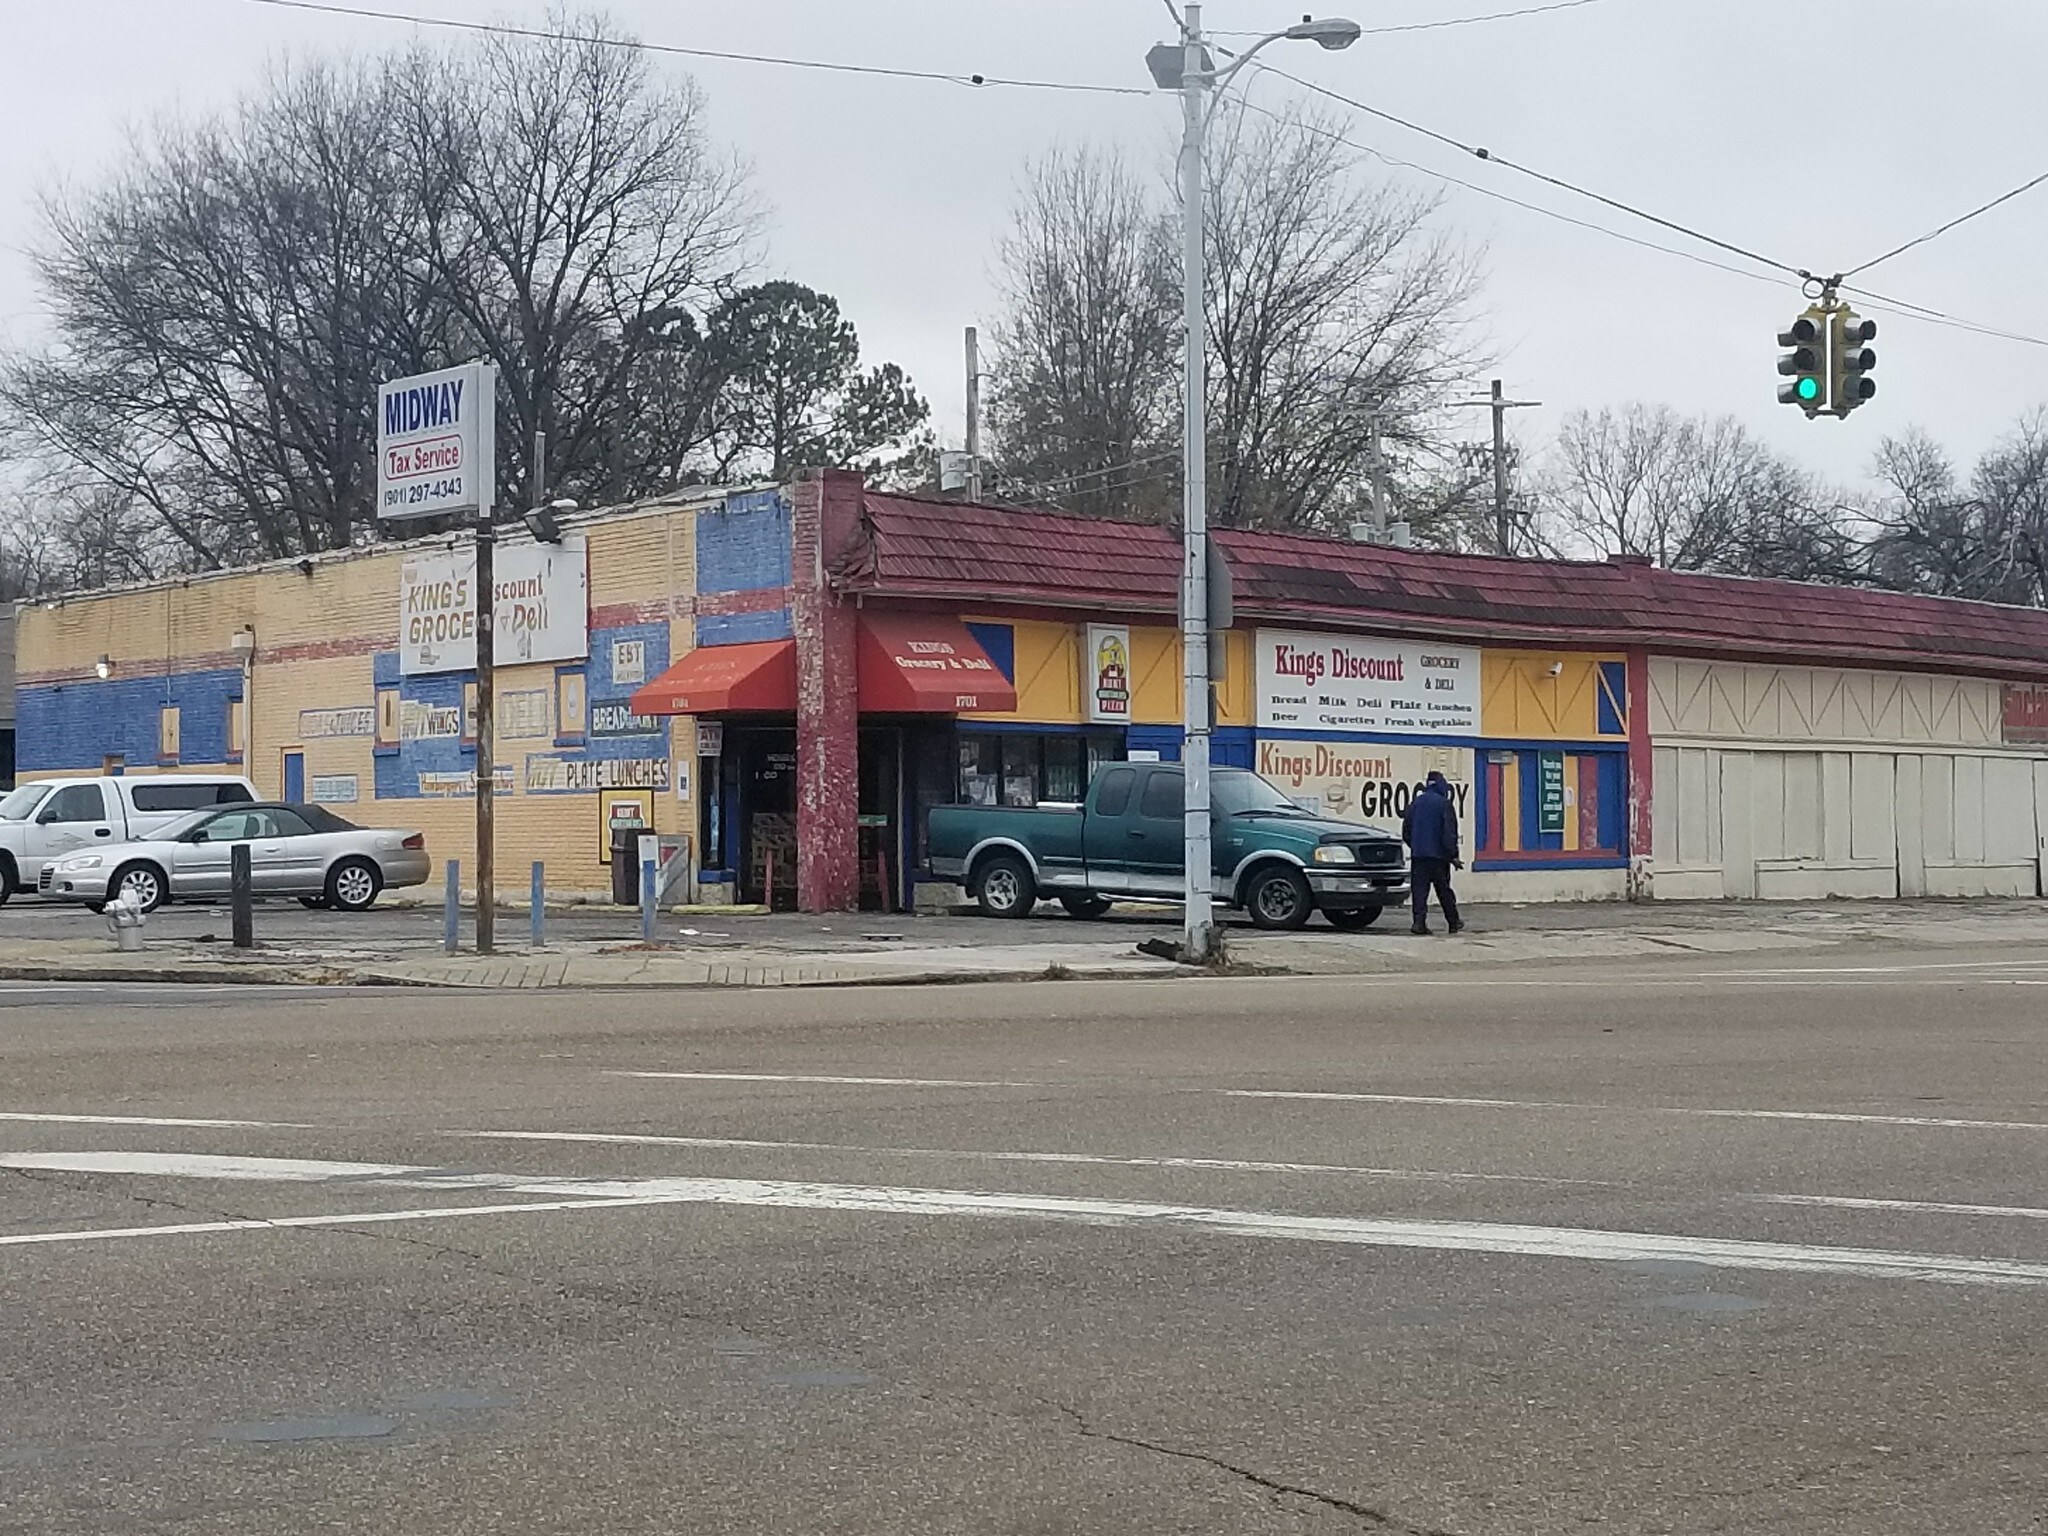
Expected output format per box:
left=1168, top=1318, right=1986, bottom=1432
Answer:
left=1152, top=8, right=1361, bottom=963
left=1177, top=1, right=1216, bottom=963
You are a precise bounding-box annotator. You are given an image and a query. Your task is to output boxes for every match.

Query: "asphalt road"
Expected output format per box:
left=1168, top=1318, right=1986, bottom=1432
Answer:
left=7, top=947, right=2048, bottom=1533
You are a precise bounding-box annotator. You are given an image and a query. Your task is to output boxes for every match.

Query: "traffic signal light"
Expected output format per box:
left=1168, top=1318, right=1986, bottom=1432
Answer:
left=1831, top=309, right=1877, bottom=416
left=1777, top=310, right=1827, bottom=415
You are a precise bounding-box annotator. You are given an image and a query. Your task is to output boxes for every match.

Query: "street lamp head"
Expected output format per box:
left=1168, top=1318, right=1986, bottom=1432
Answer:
left=1285, top=16, right=1362, bottom=49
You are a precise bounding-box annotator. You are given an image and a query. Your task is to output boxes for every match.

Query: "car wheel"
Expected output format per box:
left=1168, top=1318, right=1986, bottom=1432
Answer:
left=972, top=853, right=1036, bottom=919
left=1059, top=894, right=1113, bottom=920
left=1325, top=906, right=1383, bottom=931
left=0, top=856, right=15, bottom=908
left=111, top=862, right=168, bottom=914
left=1245, top=866, right=1313, bottom=931
left=298, top=895, right=331, bottom=910
left=325, top=858, right=383, bottom=913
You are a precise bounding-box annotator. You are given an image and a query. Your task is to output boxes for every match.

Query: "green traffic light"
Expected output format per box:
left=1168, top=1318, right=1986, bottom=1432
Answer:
left=1797, top=376, right=1821, bottom=402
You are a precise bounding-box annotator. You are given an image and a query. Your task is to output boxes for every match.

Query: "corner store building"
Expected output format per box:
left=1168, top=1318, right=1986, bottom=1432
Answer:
left=17, top=467, right=2048, bottom=910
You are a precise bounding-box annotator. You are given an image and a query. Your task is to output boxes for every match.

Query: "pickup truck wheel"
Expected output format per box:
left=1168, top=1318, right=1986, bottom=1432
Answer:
left=1059, top=894, right=1113, bottom=920
left=111, top=862, right=168, bottom=914
left=0, top=856, right=15, bottom=908
left=1325, top=907, right=1383, bottom=931
left=972, top=854, right=1037, bottom=919
left=1245, top=866, right=1313, bottom=931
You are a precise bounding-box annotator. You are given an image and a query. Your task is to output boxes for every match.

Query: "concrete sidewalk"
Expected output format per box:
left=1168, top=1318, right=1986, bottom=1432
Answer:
left=0, top=898, right=2041, bottom=989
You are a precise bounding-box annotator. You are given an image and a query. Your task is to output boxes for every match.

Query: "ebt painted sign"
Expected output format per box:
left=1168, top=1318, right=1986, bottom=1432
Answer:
left=377, top=362, right=496, bottom=521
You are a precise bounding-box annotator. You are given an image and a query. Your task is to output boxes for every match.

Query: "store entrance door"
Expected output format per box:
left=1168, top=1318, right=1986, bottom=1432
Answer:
left=858, top=726, right=904, bottom=911
left=734, top=727, right=798, bottom=908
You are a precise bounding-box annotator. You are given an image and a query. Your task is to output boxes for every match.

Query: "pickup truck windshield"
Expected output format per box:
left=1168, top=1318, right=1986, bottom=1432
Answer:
left=0, top=784, right=52, bottom=821
left=1213, top=770, right=1314, bottom=817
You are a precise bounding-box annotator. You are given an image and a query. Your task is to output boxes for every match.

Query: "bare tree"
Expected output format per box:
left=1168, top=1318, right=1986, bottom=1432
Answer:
left=1202, top=103, right=1484, bottom=531
left=3, top=56, right=451, bottom=565
left=407, top=11, right=759, bottom=508
left=986, top=147, right=1180, bottom=519
left=1866, top=418, right=2048, bottom=605
left=1535, top=404, right=1859, bottom=580
left=984, top=110, right=1483, bottom=530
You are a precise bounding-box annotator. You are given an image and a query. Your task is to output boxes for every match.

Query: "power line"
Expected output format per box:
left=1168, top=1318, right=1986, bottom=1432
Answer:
left=1259, top=62, right=1808, bottom=281
left=243, top=0, right=1152, bottom=96
left=1844, top=169, right=2048, bottom=279
left=1232, top=94, right=2048, bottom=350
left=243, top=0, right=2048, bottom=353
left=1217, top=0, right=1616, bottom=39
left=1229, top=95, right=1785, bottom=292
left=1012, top=452, right=1179, bottom=499
left=1838, top=281, right=2048, bottom=351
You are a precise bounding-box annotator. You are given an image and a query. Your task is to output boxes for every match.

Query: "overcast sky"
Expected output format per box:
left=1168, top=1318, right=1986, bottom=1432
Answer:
left=3, top=0, right=2045, bottom=492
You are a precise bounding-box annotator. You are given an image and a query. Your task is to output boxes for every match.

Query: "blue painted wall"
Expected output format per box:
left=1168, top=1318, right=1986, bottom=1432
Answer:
left=696, top=609, right=794, bottom=647
left=372, top=621, right=679, bottom=800
left=19, top=667, right=243, bottom=773
left=696, top=490, right=791, bottom=594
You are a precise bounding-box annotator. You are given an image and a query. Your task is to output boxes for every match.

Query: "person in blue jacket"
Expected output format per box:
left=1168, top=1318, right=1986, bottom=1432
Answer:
left=1400, top=771, right=1464, bottom=936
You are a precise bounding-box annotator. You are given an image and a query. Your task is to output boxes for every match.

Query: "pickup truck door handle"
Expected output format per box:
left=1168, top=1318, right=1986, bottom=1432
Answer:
left=93, top=828, right=112, bottom=838
left=1126, top=828, right=1145, bottom=838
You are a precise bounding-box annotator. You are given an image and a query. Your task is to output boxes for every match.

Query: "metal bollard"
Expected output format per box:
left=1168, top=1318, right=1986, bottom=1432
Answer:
left=640, top=846, right=658, bottom=943
left=530, top=861, right=545, bottom=949
left=230, top=844, right=254, bottom=949
left=444, top=859, right=461, bottom=954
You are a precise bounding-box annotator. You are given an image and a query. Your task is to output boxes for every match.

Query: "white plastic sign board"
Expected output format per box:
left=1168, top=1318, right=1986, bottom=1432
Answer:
left=399, top=536, right=590, bottom=675
left=378, top=362, right=495, bottom=522
left=1254, top=629, right=1480, bottom=736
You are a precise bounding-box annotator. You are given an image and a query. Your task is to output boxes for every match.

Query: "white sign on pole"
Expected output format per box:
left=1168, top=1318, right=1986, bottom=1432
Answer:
left=1254, top=629, right=1480, bottom=735
left=399, top=536, right=590, bottom=675
left=377, top=362, right=496, bottom=522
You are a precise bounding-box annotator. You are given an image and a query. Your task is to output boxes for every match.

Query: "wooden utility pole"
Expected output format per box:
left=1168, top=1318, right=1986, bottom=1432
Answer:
left=1459, top=380, right=1541, bottom=554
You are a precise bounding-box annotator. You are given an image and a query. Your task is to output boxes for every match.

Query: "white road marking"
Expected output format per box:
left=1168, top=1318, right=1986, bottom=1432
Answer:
left=467, top=1129, right=1615, bottom=1187
left=1224, top=1090, right=2048, bottom=1132
left=8, top=1155, right=2048, bottom=1287
left=0, top=1152, right=413, bottom=1181
left=0, top=1112, right=321, bottom=1130
left=1757, top=1193, right=2048, bottom=1222
left=607, top=1071, right=1041, bottom=1088
left=0, top=1196, right=673, bottom=1249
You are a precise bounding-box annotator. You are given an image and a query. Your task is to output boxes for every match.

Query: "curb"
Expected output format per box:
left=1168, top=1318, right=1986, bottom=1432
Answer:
left=0, top=962, right=368, bottom=987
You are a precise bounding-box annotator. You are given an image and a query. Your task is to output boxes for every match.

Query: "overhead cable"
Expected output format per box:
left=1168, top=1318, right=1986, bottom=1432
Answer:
left=1844, top=170, right=2048, bottom=279
left=244, top=0, right=1152, bottom=96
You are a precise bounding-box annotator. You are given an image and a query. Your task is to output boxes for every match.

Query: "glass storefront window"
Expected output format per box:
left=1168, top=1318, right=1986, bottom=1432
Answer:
left=1001, top=738, right=1038, bottom=808
left=957, top=731, right=1123, bottom=807
left=1043, top=737, right=1083, bottom=803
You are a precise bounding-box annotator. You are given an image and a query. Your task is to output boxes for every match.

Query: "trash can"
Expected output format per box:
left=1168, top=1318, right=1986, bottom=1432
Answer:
left=610, top=825, right=644, bottom=905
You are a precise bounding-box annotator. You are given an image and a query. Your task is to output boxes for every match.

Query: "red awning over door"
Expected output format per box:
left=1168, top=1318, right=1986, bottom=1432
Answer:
left=629, top=639, right=798, bottom=716
left=857, top=613, right=1017, bottom=714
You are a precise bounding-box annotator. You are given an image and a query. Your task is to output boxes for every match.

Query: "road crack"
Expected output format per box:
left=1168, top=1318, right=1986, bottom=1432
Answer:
left=1047, top=1400, right=1456, bottom=1533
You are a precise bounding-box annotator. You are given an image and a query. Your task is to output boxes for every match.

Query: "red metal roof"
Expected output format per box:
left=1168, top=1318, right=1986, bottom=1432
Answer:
left=843, top=493, right=1183, bottom=612
left=835, top=493, right=2048, bottom=681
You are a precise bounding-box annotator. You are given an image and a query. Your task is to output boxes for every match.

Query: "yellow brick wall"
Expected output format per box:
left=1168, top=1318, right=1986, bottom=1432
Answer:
left=19, top=504, right=707, bottom=897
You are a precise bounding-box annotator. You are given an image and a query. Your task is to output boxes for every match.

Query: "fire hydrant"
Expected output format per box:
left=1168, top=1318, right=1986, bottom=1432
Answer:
left=105, top=889, right=147, bottom=952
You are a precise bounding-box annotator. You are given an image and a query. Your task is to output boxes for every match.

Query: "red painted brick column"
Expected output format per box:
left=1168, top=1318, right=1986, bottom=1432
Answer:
left=790, top=468, right=865, bottom=912
left=1626, top=644, right=1655, bottom=902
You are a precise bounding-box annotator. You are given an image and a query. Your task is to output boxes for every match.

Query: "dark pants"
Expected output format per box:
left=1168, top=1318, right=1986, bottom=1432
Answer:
left=1411, top=857, right=1461, bottom=931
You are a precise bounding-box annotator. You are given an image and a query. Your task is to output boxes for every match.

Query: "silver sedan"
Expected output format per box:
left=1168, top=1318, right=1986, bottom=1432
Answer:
left=40, top=802, right=431, bottom=913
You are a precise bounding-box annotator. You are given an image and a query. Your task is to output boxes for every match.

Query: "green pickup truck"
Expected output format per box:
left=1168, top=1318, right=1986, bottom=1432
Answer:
left=928, top=762, right=1410, bottom=930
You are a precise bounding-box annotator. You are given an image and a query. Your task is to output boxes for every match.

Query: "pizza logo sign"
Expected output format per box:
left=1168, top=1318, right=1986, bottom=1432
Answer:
left=1093, top=633, right=1130, bottom=718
